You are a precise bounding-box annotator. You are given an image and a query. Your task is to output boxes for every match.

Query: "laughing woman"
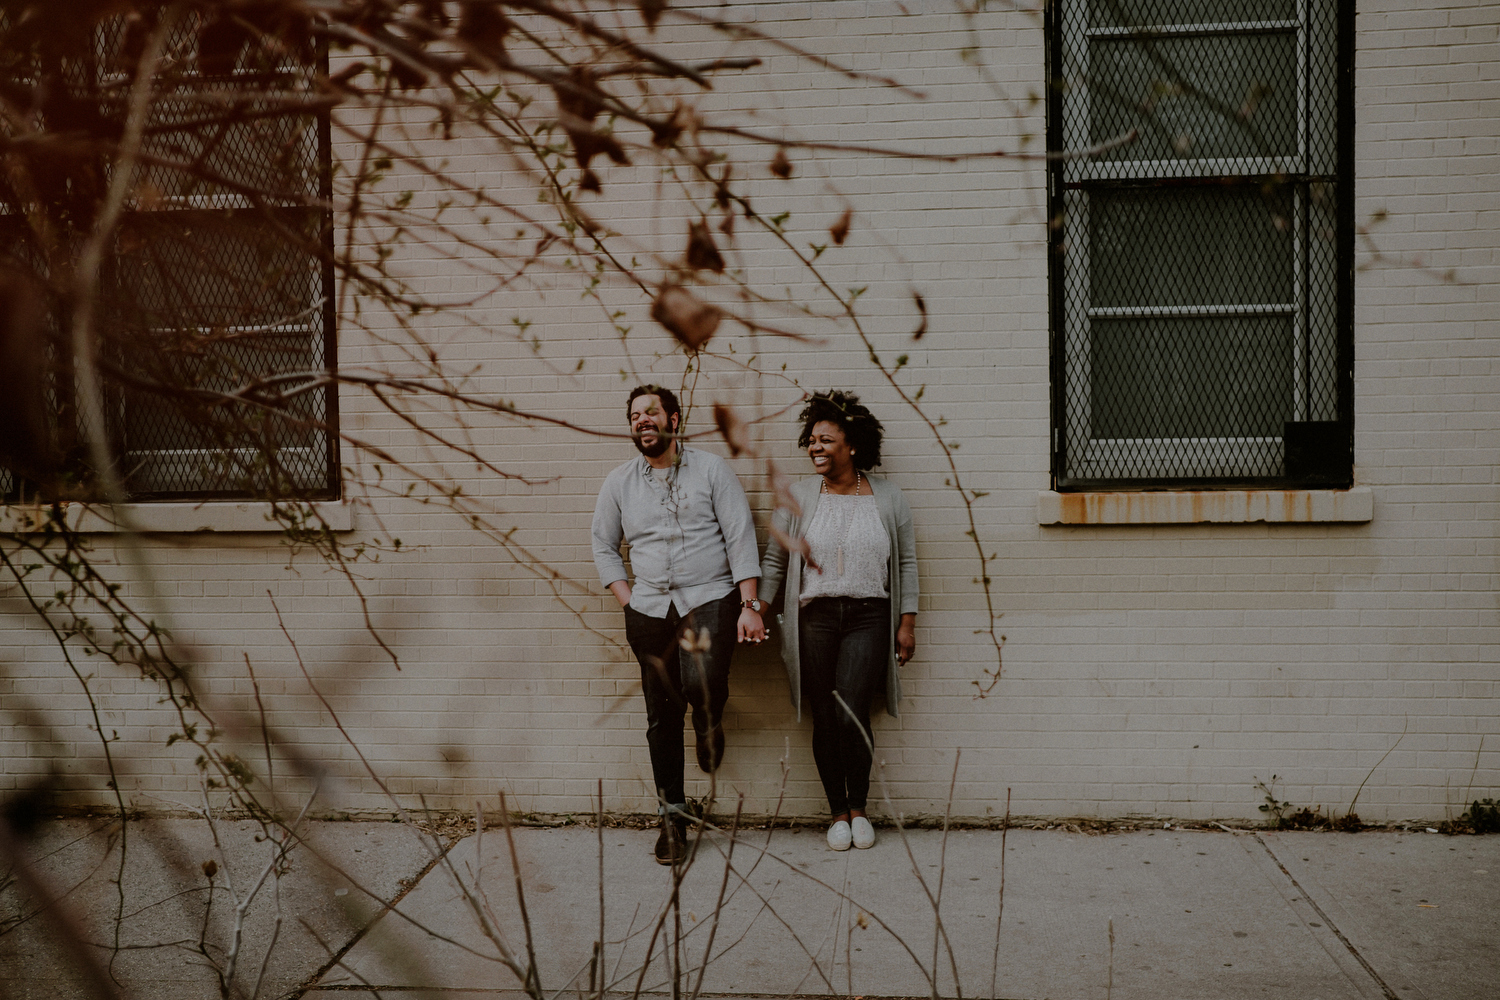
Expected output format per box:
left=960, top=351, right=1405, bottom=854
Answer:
left=761, top=391, right=918, bottom=851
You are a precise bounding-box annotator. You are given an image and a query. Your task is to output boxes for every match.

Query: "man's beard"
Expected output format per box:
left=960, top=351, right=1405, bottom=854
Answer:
left=632, top=429, right=672, bottom=458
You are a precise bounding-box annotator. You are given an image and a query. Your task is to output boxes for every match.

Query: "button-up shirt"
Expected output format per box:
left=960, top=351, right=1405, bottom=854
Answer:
left=592, top=447, right=760, bottom=618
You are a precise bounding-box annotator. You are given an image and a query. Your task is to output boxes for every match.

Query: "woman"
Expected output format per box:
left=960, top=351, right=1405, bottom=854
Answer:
left=761, top=391, right=918, bottom=851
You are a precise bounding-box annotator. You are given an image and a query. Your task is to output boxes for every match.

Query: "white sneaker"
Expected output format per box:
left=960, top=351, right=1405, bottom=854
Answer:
left=826, top=820, right=853, bottom=851
left=850, top=815, right=875, bottom=849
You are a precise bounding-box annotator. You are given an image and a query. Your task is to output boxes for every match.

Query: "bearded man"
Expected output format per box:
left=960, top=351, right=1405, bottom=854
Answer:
left=591, top=384, right=765, bottom=864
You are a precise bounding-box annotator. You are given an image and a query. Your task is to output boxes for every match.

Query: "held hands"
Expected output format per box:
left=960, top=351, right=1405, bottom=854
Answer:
left=737, top=608, right=766, bottom=644
left=616, top=582, right=766, bottom=642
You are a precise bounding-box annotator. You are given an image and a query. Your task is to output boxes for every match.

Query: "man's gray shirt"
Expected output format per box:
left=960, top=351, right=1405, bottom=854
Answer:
left=592, top=447, right=761, bottom=618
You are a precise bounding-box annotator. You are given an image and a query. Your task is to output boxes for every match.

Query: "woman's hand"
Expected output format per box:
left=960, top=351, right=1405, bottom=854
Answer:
left=895, top=613, right=916, bottom=664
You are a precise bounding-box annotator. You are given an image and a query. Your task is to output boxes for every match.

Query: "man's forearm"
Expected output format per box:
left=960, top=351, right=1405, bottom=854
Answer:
left=737, top=578, right=759, bottom=603
left=609, top=580, right=632, bottom=608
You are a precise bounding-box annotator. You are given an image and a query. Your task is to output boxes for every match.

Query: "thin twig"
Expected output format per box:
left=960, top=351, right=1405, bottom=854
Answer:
left=1348, top=715, right=1409, bottom=817
left=500, top=792, right=544, bottom=998
left=1465, top=735, right=1486, bottom=809
left=933, top=750, right=961, bottom=999
left=989, top=787, right=1011, bottom=1000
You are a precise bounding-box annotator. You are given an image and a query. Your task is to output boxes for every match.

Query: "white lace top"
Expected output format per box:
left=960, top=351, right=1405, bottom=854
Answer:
left=798, top=492, right=890, bottom=605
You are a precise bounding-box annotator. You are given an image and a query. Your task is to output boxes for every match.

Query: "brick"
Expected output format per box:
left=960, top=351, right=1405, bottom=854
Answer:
left=1, top=2, right=1496, bottom=825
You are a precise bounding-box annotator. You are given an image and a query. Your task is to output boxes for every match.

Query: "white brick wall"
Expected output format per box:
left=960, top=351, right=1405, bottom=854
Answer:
left=2, top=2, right=1496, bottom=823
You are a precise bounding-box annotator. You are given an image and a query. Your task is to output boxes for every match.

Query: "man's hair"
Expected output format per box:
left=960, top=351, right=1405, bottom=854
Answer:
left=797, top=390, right=883, bottom=471
left=626, top=384, right=681, bottom=427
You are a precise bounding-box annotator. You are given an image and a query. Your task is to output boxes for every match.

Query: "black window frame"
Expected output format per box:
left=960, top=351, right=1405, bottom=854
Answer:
left=1047, top=0, right=1355, bottom=492
left=0, top=15, right=338, bottom=505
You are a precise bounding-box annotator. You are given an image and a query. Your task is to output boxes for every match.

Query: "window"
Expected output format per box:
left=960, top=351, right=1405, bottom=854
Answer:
left=1048, top=0, right=1353, bottom=490
left=0, top=12, right=336, bottom=502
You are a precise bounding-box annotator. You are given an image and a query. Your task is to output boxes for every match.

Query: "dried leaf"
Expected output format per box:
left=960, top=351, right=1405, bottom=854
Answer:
left=557, top=67, right=604, bottom=124
left=718, top=210, right=735, bottom=236
left=651, top=284, right=721, bottom=350
left=911, top=290, right=927, bottom=340
left=713, top=402, right=750, bottom=457
left=829, top=208, right=852, bottom=245
left=388, top=54, right=429, bottom=91
left=652, top=100, right=698, bottom=149
left=197, top=13, right=250, bottom=76
left=202, top=859, right=218, bottom=879
left=686, top=219, right=725, bottom=273
left=569, top=131, right=628, bottom=173
left=458, top=0, right=510, bottom=61
left=769, top=147, right=792, bottom=179
left=255, top=2, right=316, bottom=58
left=556, top=69, right=630, bottom=170
left=638, top=0, right=667, bottom=31
left=769, top=523, right=821, bottom=575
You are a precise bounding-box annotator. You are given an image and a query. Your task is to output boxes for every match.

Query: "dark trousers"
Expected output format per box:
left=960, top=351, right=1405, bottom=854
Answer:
left=799, top=596, right=890, bottom=816
left=623, top=593, right=739, bottom=810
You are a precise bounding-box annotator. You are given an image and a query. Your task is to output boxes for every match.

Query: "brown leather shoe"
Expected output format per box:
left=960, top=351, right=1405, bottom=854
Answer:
left=654, top=814, right=688, bottom=866
left=695, top=725, right=724, bottom=773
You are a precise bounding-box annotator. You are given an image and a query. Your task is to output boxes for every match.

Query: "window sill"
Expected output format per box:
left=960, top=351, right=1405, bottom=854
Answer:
left=0, top=501, right=352, bottom=534
left=1037, top=487, right=1372, bottom=525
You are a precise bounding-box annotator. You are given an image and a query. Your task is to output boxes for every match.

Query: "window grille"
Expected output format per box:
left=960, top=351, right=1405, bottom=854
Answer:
left=0, top=12, right=336, bottom=502
left=1048, top=0, right=1353, bottom=489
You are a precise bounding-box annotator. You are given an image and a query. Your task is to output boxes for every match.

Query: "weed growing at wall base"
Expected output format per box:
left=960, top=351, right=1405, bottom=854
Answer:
left=1254, top=776, right=1364, bottom=832
left=1438, top=799, right=1500, bottom=836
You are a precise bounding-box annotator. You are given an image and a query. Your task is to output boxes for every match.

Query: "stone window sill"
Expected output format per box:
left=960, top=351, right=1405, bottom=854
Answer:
left=1038, top=487, right=1372, bottom=525
left=0, top=501, right=352, bottom=534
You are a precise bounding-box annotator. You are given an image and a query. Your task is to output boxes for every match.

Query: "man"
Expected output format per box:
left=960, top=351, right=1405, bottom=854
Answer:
left=592, top=384, right=766, bottom=865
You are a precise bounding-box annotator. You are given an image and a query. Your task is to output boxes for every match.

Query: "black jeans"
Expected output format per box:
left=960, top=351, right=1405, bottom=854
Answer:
left=623, top=593, right=739, bottom=810
left=799, top=596, right=890, bottom=816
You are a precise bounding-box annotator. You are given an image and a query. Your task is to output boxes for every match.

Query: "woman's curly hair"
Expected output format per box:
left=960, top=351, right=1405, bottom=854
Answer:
left=797, top=390, right=884, bottom=471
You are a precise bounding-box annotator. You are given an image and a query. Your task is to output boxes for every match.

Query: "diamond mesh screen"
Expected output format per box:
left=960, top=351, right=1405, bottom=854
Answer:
left=0, top=11, right=335, bottom=502
left=1049, top=0, right=1352, bottom=489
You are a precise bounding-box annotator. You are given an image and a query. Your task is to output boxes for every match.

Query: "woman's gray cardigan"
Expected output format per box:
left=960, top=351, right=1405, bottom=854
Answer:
left=759, top=474, right=918, bottom=720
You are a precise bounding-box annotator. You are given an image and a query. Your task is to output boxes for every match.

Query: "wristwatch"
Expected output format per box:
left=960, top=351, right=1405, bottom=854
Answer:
left=741, top=599, right=763, bottom=613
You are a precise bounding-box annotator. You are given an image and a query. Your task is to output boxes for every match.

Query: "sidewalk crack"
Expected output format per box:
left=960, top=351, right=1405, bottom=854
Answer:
left=288, top=832, right=465, bottom=998
left=1252, top=834, right=1400, bottom=1000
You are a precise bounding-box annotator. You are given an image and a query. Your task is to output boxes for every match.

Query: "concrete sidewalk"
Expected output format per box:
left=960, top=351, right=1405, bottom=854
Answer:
left=2, top=816, right=1495, bottom=999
